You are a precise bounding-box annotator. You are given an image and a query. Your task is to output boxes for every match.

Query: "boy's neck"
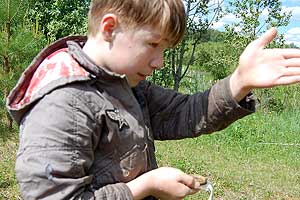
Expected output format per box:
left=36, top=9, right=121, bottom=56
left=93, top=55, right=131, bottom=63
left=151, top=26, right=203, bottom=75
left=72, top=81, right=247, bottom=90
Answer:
left=82, top=36, right=108, bottom=69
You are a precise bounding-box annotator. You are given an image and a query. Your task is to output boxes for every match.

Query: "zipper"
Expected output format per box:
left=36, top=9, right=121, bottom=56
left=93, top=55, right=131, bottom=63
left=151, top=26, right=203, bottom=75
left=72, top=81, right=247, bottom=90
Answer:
left=119, top=78, right=155, bottom=171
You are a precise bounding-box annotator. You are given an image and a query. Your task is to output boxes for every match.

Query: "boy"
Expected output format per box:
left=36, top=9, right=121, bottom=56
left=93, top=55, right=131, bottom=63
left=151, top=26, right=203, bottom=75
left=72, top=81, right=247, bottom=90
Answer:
left=6, top=0, right=300, bottom=199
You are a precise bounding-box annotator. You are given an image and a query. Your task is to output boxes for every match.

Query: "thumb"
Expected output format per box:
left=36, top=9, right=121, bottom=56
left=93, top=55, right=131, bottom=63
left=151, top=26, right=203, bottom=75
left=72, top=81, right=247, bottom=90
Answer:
left=255, top=27, right=277, bottom=48
left=192, top=175, right=207, bottom=189
left=178, top=174, right=197, bottom=188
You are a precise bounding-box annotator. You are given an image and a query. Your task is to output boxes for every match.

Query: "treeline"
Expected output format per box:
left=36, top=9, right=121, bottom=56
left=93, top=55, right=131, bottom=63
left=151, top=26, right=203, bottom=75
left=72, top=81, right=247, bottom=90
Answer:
left=1, top=0, right=299, bottom=135
left=0, top=0, right=90, bottom=132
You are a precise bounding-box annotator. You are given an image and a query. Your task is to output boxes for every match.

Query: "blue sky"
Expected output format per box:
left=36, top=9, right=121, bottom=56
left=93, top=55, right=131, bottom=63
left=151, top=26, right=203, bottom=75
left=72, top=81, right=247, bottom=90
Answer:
left=280, top=0, right=300, bottom=46
left=210, top=0, right=300, bottom=46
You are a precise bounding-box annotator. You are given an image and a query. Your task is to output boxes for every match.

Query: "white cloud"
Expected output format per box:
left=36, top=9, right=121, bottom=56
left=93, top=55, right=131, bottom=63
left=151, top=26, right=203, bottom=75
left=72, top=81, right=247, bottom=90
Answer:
left=211, top=21, right=226, bottom=29
left=211, top=2, right=299, bottom=46
left=283, top=6, right=300, bottom=19
left=287, top=27, right=300, bottom=35
left=222, top=13, right=239, bottom=23
left=211, top=13, right=240, bottom=30
left=284, top=27, right=300, bottom=47
left=211, top=13, right=246, bottom=33
left=208, top=0, right=223, bottom=5
left=261, top=8, right=269, bottom=18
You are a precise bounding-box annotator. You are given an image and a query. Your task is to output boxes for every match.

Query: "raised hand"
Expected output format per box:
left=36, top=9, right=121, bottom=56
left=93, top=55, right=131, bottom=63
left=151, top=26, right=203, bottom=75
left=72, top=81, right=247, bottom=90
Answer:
left=127, top=167, right=200, bottom=200
left=230, top=27, right=300, bottom=101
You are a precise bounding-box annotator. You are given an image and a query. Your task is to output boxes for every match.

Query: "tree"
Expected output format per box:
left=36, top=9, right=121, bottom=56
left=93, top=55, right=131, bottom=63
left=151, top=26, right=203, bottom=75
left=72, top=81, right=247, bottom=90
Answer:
left=0, top=0, right=44, bottom=129
left=223, top=0, right=293, bottom=112
left=202, top=0, right=292, bottom=81
left=28, top=0, right=90, bottom=42
left=151, top=0, right=224, bottom=91
left=225, top=0, right=291, bottom=46
left=289, top=43, right=299, bottom=49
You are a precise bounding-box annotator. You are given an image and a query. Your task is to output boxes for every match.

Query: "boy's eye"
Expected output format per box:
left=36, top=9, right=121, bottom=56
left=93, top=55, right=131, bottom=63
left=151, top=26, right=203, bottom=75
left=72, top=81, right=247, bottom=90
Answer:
left=148, top=43, right=159, bottom=48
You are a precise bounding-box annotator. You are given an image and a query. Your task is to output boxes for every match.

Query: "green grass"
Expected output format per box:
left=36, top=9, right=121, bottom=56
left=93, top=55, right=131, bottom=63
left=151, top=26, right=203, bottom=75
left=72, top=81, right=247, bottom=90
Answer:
left=156, top=111, right=300, bottom=199
left=0, top=134, right=20, bottom=200
left=0, top=111, right=299, bottom=199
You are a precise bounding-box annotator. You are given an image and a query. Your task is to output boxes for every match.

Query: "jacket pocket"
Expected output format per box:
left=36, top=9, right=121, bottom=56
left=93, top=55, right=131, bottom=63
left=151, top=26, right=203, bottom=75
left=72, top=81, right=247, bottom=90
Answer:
left=92, top=144, right=147, bottom=189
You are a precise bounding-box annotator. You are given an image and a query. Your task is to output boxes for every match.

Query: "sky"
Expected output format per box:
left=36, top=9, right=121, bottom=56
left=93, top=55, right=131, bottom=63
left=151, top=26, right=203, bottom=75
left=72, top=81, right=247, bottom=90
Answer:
left=210, top=0, right=300, bottom=46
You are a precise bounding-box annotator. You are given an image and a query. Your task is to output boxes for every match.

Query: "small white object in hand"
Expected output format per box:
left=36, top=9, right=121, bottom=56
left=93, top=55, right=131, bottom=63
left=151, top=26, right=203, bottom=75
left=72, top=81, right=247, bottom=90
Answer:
left=201, top=181, right=214, bottom=200
left=193, top=175, right=214, bottom=200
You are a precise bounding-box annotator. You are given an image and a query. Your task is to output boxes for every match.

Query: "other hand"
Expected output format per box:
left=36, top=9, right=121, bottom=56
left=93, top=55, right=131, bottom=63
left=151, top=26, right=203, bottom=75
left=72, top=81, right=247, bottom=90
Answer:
left=127, top=167, right=200, bottom=200
left=230, top=27, right=300, bottom=101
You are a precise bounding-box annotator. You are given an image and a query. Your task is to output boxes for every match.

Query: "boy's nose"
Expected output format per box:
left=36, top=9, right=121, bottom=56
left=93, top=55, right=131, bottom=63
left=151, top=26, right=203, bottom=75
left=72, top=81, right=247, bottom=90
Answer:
left=150, top=53, right=164, bottom=70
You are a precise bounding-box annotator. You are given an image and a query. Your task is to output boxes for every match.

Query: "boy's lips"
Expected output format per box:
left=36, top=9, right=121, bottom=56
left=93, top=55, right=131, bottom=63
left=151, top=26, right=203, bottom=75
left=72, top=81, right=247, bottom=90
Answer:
left=137, top=72, right=151, bottom=79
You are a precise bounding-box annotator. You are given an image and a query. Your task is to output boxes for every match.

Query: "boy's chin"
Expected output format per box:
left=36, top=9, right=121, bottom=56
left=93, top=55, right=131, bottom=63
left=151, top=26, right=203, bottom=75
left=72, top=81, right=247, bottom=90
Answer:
left=127, top=79, right=140, bottom=87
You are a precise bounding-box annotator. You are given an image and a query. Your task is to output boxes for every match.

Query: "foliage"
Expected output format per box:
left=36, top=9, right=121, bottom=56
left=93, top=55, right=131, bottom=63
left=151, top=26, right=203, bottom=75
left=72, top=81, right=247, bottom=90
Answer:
left=0, top=1, right=299, bottom=199
left=227, top=0, right=291, bottom=36
left=154, top=0, right=292, bottom=92
left=148, top=64, right=173, bottom=89
left=216, top=0, right=293, bottom=112
left=27, top=0, right=90, bottom=42
left=199, top=42, right=238, bottom=80
left=225, top=0, right=291, bottom=48
left=254, top=84, right=300, bottom=113
left=180, top=70, right=213, bottom=94
left=200, top=29, right=225, bottom=42
left=151, top=0, right=225, bottom=90
left=0, top=0, right=40, bottom=64
left=0, top=0, right=46, bottom=130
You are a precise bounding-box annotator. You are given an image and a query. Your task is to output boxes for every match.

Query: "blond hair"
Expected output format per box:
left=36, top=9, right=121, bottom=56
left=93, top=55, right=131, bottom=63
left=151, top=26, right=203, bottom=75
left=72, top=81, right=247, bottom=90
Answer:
left=88, top=0, right=186, bottom=47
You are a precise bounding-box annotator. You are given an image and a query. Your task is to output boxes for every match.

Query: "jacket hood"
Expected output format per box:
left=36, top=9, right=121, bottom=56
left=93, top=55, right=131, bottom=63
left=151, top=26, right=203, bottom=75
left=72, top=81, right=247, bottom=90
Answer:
left=6, top=36, right=90, bottom=125
left=7, top=36, right=128, bottom=125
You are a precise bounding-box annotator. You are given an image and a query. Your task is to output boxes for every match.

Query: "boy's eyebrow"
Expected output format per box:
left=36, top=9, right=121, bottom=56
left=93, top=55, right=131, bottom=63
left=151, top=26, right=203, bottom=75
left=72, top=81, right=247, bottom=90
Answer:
left=162, top=38, right=170, bottom=46
left=145, top=29, right=170, bottom=46
left=150, top=32, right=162, bottom=40
left=159, top=37, right=172, bottom=47
left=152, top=32, right=172, bottom=47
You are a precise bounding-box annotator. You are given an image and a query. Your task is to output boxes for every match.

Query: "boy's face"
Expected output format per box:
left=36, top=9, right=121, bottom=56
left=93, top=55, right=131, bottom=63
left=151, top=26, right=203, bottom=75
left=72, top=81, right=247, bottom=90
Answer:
left=106, top=25, right=167, bottom=87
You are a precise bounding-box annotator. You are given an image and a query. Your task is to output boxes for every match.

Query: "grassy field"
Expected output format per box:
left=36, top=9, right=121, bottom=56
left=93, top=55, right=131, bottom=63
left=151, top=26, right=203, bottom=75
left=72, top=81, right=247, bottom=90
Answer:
left=0, top=130, right=19, bottom=200
left=0, top=111, right=299, bottom=200
left=156, top=111, right=300, bottom=200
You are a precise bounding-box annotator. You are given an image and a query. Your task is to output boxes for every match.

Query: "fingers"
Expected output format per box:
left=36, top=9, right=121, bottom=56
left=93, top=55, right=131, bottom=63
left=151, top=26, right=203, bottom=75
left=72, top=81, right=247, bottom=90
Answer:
left=179, top=184, right=200, bottom=196
left=283, top=58, right=300, bottom=69
left=178, top=173, right=197, bottom=188
left=276, top=75, right=300, bottom=86
left=175, top=182, right=199, bottom=197
left=173, top=173, right=199, bottom=196
left=149, top=167, right=201, bottom=199
left=272, top=49, right=300, bottom=59
left=254, top=27, right=278, bottom=49
left=274, top=58, right=300, bottom=84
left=241, top=28, right=278, bottom=58
left=280, top=57, right=300, bottom=77
left=192, top=175, right=207, bottom=186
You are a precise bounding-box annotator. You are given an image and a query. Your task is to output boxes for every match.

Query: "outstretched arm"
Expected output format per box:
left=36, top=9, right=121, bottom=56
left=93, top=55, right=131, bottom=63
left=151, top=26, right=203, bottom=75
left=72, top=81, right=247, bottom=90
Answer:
left=230, top=28, right=300, bottom=101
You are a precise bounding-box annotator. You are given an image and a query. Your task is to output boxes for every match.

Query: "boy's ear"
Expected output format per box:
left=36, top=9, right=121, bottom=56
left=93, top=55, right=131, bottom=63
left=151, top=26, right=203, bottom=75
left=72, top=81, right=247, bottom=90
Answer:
left=100, top=14, right=118, bottom=42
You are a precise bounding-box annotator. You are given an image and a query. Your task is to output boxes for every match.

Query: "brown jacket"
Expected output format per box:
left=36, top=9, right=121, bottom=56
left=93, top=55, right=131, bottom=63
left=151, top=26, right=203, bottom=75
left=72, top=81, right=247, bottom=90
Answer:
left=6, top=36, right=255, bottom=200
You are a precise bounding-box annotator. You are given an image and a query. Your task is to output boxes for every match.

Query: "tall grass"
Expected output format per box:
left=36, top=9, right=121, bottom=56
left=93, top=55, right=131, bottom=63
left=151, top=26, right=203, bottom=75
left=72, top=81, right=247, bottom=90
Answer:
left=1, top=73, right=300, bottom=199
left=156, top=111, right=300, bottom=199
left=0, top=110, right=299, bottom=199
left=0, top=132, right=19, bottom=200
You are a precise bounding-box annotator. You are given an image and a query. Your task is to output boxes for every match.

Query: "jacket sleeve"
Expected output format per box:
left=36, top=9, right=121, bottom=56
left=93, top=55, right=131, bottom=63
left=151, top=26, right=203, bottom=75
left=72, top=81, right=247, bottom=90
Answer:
left=144, top=76, right=255, bottom=140
left=16, top=85, right=133, bottom=200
